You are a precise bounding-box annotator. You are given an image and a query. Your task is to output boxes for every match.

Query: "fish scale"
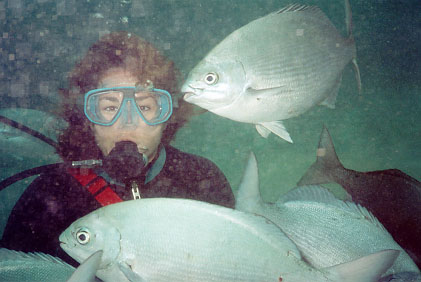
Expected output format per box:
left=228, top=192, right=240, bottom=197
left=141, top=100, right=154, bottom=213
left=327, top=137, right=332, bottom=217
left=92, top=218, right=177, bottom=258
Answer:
left=0, top=249, right=75, bottom=281
left=277, top=201, right=396, bottom=267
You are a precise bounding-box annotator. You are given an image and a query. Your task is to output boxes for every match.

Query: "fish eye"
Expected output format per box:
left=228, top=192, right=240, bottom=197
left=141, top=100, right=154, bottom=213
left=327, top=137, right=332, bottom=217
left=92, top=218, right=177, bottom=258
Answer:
left=75, top=228, right=90, bottom=245
left=204, top=72, right=218, bottom=85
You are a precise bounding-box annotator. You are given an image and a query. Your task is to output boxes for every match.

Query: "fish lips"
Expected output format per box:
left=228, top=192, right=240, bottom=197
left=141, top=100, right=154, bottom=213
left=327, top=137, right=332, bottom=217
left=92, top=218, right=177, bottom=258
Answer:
left=181, top=83, right=200, bottom=102
left=183, top=91, right=197, bottom=102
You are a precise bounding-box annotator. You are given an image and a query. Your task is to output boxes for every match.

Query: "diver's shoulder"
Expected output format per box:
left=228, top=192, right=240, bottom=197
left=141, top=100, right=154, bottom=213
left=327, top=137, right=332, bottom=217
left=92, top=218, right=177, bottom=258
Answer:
left=165, top=145, right=216, bottom=166
left=164, top=145, right=223, bottom=176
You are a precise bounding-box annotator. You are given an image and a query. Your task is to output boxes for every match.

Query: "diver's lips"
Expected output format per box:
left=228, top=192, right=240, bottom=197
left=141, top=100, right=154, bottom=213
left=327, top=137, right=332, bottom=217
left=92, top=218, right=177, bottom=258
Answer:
left=183, top=92, right=196, bottom=101
left=116, top=137, right=137, bottom=143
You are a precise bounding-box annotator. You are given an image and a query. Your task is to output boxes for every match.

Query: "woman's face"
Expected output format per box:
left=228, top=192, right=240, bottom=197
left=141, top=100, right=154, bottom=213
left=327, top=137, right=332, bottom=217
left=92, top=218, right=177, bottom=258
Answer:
left=92, top=68, right=166, bottom=163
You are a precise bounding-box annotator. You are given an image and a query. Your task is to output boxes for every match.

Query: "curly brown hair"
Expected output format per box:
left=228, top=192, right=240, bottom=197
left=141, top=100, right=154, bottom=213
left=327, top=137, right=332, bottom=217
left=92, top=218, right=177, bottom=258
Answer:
left=58, top=31, right=189, bottom=161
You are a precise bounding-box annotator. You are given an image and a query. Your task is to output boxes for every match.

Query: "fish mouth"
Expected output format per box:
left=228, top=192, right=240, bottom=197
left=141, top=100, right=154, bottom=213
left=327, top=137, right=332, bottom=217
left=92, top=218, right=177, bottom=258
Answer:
left=59, top=233, right=71, bottom=248
left=183, top=92, right=196, bottom=101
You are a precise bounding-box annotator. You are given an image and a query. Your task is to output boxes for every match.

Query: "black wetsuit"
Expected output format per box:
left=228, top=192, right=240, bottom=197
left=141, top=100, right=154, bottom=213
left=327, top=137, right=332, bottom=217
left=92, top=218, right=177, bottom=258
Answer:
left=1, top=145, right=234, bottom=265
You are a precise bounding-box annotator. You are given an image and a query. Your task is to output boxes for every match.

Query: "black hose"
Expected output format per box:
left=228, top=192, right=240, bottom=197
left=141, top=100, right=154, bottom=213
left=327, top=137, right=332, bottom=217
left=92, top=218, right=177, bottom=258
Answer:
left=0, top=114, right=64, bottom=191
left=0, top=114, right=59, bottom=150
left=0, top=163, right=64, bottom=192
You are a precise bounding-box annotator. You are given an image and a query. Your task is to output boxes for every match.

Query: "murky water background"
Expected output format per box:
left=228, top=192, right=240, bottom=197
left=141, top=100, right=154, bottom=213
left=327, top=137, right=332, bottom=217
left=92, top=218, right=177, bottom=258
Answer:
left=0, top=0, right=420, bottom=237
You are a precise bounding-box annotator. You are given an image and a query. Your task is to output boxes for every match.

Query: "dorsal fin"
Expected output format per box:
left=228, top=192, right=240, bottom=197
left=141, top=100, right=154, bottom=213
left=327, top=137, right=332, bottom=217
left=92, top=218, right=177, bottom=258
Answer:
left=0, top=248, right=73, bottom=267
left=235, top=152, right=263, bottom=213
left=297, top=126, right=344, bottom=186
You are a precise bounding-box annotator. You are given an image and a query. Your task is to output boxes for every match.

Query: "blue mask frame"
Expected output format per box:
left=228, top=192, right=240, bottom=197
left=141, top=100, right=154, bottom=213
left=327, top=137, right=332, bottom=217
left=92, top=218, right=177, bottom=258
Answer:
left=84, top=86, right=173, bottom=126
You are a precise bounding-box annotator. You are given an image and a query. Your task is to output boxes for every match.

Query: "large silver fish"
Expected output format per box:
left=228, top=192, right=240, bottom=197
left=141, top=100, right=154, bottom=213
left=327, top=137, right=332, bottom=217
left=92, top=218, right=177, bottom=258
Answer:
left=0, top=248, right=102, bottom=282
left=235, top=152, right=420, bottom=279
left=181, top=0, right=361, bottom=143
left=297, top=126, right=421, bottom=268
left=60, top=198, right=397, bottom=282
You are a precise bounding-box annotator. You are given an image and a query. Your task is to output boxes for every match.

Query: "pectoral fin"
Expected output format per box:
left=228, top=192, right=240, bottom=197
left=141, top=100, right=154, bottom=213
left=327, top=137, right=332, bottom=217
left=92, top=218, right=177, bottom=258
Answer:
left=67, top=250, right=103, bottom=282
left=256, top=121, right=293, bottom=143
left=325, top=249, right=399, bottom=282
left=118, top=261, right=147, bottom=282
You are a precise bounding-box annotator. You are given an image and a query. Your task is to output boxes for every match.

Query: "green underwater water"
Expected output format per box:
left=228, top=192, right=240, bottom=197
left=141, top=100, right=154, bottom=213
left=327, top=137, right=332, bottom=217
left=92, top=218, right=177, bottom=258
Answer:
left=0, top=0, right=420, bottom=239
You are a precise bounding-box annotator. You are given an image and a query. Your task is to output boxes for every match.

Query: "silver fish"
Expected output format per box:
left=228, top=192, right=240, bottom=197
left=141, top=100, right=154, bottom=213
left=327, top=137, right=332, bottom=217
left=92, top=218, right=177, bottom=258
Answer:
left=60, top=198, right=397, bottom=282
left=0, top=248, right=102, bottom=282
left=181, top=0, right=361, bottom=143
left=235, top=152, right=419, bottom=278
left=297, top=126, right=421, bottom=268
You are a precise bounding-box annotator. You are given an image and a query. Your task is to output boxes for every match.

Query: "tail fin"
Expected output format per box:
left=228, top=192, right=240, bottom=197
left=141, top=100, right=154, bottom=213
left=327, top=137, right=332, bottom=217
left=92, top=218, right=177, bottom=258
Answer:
left=345, top=0, right=362, bottom=93
left=297, top=126, right=344, bottom=186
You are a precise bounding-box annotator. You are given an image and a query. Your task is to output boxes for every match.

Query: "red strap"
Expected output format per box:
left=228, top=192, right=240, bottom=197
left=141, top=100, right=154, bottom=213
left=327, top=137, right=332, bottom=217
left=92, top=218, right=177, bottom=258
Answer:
left=86, top=177, right=107, bottom=195
left=67, top=168, right=123, bottom=206
left=68, top=168, right=97, bottom=186
left=95, top=187, right=123, bottom=206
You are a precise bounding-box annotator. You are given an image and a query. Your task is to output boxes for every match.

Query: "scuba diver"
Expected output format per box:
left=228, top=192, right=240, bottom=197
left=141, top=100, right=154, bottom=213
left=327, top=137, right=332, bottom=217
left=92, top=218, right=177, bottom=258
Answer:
left=0, top=31, right=234, bottom=266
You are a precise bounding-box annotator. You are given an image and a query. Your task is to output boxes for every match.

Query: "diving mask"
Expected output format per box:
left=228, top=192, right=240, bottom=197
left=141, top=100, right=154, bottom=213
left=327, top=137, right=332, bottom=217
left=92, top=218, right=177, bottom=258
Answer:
left=84, top=81, right=172, bottom=126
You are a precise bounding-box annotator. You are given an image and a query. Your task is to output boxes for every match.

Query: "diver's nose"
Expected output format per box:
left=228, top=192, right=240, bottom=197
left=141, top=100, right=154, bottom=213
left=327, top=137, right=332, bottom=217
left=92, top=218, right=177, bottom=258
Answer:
left=117, top=100, right=140, bottom=129
left=126, top=101, right=134, bottom=124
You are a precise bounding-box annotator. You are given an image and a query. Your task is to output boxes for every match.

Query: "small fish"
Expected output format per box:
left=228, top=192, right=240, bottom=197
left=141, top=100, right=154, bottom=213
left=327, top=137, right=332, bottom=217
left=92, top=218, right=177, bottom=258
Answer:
left=236, top=152, right=419, bottom=278
left=181, top=0, right=361, bottom=143
left=298, top=126, right=421, bottom=268
left=0, top=248, right=102, bottom=282
left=92, top=13, right=104, bottom=19
left=60, top=198, right=396, bottom=282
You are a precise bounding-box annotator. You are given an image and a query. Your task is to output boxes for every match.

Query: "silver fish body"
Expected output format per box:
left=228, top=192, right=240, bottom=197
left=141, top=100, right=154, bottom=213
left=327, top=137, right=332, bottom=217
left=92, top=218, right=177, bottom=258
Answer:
left=59, top=198, right=396, bottom=282
left=236, top=153, right=420, bottom=279
left=182, top=2, right=360, bottom=143
left=60, top=198, right=300, bottom=281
